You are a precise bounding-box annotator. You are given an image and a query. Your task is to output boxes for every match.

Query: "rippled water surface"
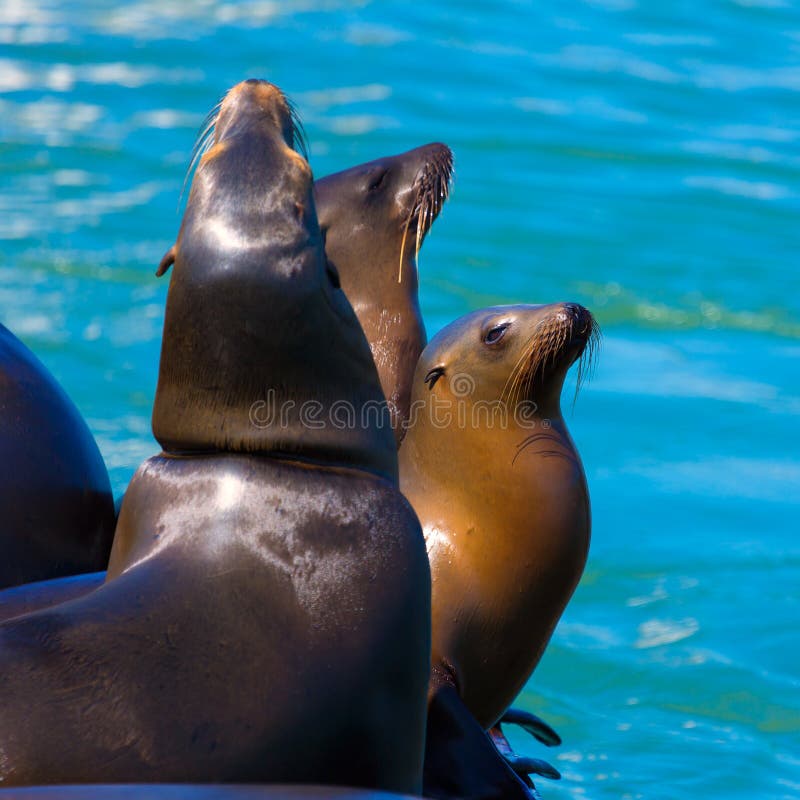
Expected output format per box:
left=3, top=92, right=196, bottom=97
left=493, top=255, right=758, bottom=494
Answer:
left=1, top=1, right=799, bottom=797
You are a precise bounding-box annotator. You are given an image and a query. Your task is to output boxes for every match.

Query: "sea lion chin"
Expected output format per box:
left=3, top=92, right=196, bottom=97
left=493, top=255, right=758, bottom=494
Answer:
left=400, top=302, right=600, bottom=730
left=315, top=143, right=453, bottom=445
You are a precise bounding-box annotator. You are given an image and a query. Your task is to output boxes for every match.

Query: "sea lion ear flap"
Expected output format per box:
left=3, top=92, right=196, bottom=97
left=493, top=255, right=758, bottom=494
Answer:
left=424, top=365, right=446, bottom=390
left=423, top=682, right=534, bottom=800
left=155, top=245, right=176, bottom=277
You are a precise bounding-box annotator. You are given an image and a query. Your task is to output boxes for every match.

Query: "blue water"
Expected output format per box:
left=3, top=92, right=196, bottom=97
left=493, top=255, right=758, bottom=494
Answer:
left=1, top=1, right=799, bottom=797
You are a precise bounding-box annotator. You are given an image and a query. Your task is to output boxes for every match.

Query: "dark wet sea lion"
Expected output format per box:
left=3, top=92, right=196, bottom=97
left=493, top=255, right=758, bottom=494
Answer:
left=0, top=146, right=454, bottom=617
left=397, top=303, right=599, bottom=798
left=0, top=323, right=115, bottom=589
left=315, top=143, right=453, bottom=444
left=153, top=84, right=395, bottom=477
left=0, top=80, right=430, bottom=793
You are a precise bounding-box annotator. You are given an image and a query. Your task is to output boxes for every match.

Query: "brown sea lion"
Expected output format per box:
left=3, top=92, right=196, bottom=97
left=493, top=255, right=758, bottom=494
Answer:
left=0, top=79, right=430, bottom=793
left=398, top=303, right=599, bottom=796
left=0, top=323, right=116, bottom=589
left=314, top=143, right=453, bottom=444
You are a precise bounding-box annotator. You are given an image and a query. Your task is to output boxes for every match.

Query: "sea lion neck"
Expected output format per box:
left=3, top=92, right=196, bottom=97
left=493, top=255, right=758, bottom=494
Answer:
left=152, top=80, right=397, bottom=482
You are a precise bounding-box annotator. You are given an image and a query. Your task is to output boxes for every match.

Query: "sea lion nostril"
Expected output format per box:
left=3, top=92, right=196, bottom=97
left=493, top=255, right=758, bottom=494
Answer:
left=563, top=303, right=592, bottom=332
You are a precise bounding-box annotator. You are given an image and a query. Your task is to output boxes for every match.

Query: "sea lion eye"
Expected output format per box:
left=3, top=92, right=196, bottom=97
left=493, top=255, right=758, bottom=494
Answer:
left=368, top=170, right=388, bottom=192
left=424, top=366, right=445, bottom=390
left=484, top=323, right=510, bottom=345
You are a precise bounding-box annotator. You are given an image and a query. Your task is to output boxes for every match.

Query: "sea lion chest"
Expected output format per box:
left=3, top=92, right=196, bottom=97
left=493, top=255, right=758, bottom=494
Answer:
left=0, top=454, right=431, bottom=790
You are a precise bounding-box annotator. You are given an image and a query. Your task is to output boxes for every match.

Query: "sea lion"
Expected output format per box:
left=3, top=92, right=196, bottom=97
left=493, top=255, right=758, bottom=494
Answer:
left=0, top=323, right=116, bottom=589
left=0, top=79, right=430, bottom=793
left=315, top=143, right=453, bottom=444
left=398, top=303, right=599, bottom=796
left=0, top=146, right=454, bottom=617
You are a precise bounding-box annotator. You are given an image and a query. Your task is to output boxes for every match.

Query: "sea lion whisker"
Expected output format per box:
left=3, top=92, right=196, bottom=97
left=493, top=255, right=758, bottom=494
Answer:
left=397, top=209, right=414, bottom=283
left=572, top=317, right=602, bottom=408
left=501, top=330, right=539, bottom=406
left=522, top=320, right=569, bottom=404
left=514, top=343, right=534, bottom=408
left=522, top=328, right=553, bottom=402
left=512, top=328, right=545, bottom=394
left=500, top=339, right=531, bottom=405
left=179, top=99, right=222, bottom=210
left=512, top=325, right=552, bottom=406
left=285, top=95, right=309, bottom=160
left=415, top=203, right=424, bottom=260
left=513, top=336, right=541, bottom=408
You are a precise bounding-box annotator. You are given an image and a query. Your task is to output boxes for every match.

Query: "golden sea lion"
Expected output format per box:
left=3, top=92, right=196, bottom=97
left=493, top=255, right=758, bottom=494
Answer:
left=398, top=303, right=599, bottom=797
left=401, top=302, right=598, bottom=726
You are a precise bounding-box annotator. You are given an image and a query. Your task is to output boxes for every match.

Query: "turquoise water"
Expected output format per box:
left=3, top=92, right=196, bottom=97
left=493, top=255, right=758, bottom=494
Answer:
left=1, top=1, right=799, bottom=797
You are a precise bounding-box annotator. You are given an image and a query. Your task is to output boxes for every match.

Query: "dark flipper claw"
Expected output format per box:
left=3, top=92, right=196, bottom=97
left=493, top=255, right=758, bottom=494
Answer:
left=507, top=756, right=562, bottom=781
left=499, top=707, right=562, bottom=747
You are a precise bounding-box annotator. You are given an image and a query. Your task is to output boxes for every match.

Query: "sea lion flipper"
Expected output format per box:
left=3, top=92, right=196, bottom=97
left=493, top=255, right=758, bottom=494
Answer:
left=156, top=245, right=176, bottom=277
left=423, top=682, right=536, bottom=800
left=498, top=707, right=562, bottom=747
left=489, top=725, right=561, bottom=783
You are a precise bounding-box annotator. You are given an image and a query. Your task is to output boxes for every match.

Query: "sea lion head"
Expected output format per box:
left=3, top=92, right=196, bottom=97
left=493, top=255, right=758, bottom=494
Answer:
left=315, top=142, right=454, bottom=290
left=314, top=143, right=453, bottom=441
left=153, top=79, right=397, bottom=480
left=408, top=302, right=600, bottom=430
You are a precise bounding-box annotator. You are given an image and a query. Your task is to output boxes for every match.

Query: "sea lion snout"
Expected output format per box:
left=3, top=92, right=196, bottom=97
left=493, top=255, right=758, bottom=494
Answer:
left=559, top=302, right=592, bottom=330
left=546, top=303, right=598, bottom=360
left=406, top=142, right=453, bottom=188
left=212, top=80, right=306, bottom=165
left=225, top=78, right=287, bottom=114
left=400, top=143, right=454, bottom=232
